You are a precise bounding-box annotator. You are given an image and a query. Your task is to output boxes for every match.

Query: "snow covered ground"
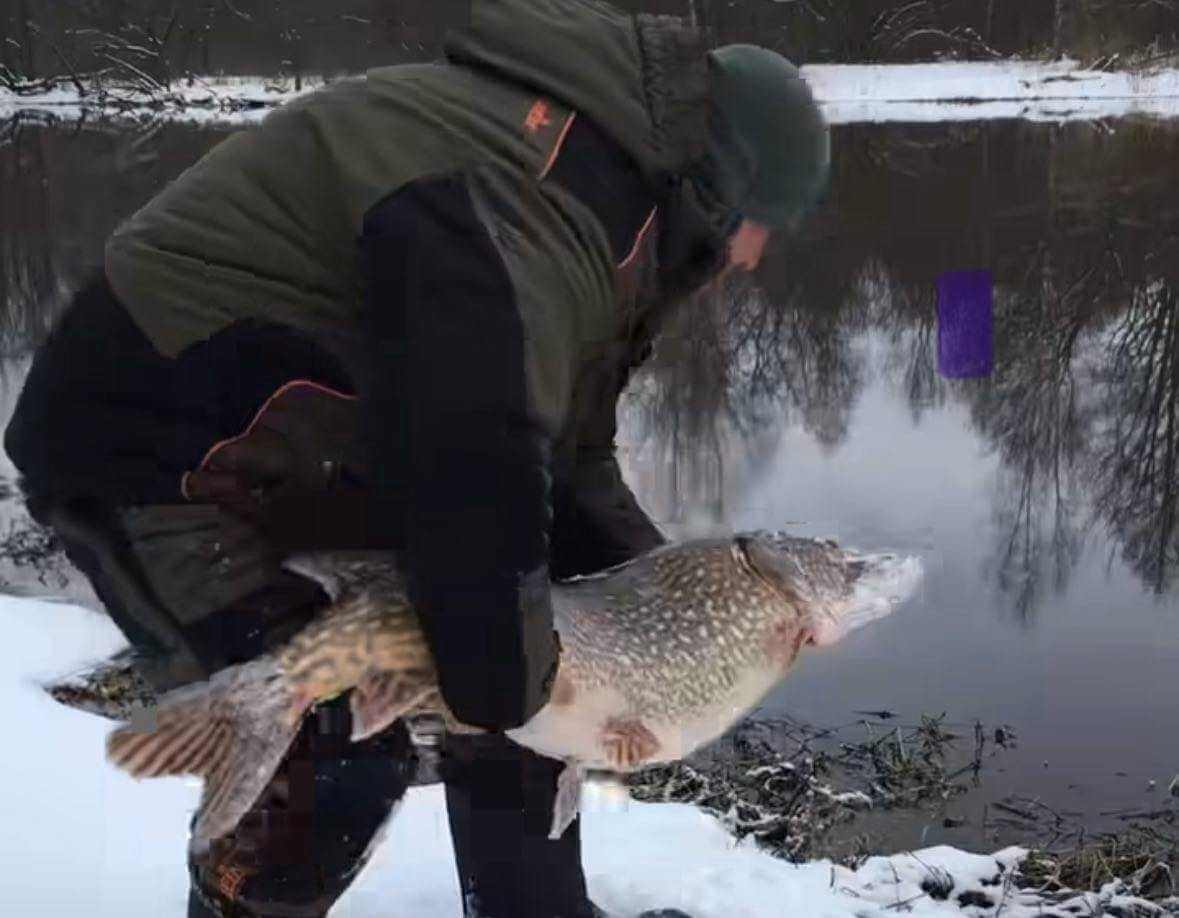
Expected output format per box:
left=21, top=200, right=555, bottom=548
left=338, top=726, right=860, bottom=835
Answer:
left=2, top=59, right=1179, bottom=126
left=0, top=74, right=323, bottom=127
left=1, top=594, right=1172, bottom=917
left=807, top=58, right=1179, bottom=122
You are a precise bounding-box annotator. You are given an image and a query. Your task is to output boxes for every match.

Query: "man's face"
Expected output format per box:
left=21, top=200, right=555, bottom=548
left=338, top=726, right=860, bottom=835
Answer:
left=694, top=219, right=773, bottom=299
left=724, top=219, right=771, bottom=274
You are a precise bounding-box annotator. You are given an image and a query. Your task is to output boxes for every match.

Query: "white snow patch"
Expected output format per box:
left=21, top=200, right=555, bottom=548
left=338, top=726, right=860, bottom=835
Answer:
left=0, top=74, right=326, bottom=127
left=3, top=61, right=1179, bottom=127
left=803, top=58, right=1179, bottom=103
left=822, top=95, right=1179, bottom=123
left=804, top=59, right=1179, bottom=123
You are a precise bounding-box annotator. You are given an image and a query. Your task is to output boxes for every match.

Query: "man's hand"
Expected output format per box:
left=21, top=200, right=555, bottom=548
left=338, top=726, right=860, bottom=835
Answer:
left=181, top=383, right=366, bottom=507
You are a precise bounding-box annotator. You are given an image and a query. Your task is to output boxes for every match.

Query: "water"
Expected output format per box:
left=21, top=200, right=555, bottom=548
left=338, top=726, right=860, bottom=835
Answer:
left=2, top=113, right=1178, bottom=853
left=616, top=117, right=1179, bottom=850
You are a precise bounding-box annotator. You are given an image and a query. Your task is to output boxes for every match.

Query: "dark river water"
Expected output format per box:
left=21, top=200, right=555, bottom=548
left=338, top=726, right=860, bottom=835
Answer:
left=2, top=112, right=1178, bottom=854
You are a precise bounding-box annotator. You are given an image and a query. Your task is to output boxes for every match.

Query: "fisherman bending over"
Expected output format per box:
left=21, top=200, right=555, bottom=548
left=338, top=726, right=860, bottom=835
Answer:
left=6, top=1, right=829, bottom=915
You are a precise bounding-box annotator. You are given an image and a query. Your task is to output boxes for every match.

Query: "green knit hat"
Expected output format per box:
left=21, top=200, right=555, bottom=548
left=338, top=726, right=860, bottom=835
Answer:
left=705, top=45, right=831, bottom=230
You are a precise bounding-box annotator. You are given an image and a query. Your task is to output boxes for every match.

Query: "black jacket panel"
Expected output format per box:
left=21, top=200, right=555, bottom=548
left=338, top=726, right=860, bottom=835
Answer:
left=359, top=174, right=560, bottom=730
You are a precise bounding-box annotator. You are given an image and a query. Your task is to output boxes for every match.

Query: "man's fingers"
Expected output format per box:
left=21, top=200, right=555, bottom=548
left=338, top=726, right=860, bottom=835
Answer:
left=205, top=427, right=293, bottom=484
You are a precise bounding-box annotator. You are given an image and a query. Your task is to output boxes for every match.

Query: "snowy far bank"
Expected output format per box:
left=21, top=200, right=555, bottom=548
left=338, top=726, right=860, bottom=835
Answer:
left=3, top=59, right=1179, bottom=128
left=808, top=58, right=1179, bottom=122
left=2, top=594, right=1175, bottom=917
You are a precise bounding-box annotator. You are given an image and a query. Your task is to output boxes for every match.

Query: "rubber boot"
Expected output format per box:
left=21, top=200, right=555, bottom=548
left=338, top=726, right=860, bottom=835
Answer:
left=442, top=732, right=600, bottom=918
left=187, top=696, right=415, bottom=917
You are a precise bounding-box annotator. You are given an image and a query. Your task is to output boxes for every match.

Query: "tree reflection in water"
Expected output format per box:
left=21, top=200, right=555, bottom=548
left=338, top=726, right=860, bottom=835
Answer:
left=1091, top=277, right=1179, bottom=593
left=628, top=119, right=1179, bottom=615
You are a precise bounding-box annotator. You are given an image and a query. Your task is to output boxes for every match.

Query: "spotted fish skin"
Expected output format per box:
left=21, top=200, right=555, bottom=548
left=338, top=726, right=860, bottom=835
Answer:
left=555, top=536, right=826, bottom=719
left=103, top=532, right=922, bottom=850
left=274, top=590, right=433, bottom=707
left=508, top=535, right=871, bottom=778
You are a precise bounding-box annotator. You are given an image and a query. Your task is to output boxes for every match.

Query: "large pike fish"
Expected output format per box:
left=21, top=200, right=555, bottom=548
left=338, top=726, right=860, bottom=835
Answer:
left=83, top=532, right=922, bottom=852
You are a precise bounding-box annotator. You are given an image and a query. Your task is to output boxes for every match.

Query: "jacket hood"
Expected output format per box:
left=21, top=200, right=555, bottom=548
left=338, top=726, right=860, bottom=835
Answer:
left=445, top=0, right=747, bottom=327
left=443, top=0, right=715, bottom=189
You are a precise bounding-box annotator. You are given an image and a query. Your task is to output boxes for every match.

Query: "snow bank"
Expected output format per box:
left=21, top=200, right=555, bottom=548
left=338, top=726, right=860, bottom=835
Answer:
left=1, top=595, right=1171, bottom=917
left=805, top=59, right=1179, bottom=123
left=3, top=61, right=1179, bottom=127
left=0, top=74, right=322, bottom=127
left=804, top=58, right=1179, bottom=103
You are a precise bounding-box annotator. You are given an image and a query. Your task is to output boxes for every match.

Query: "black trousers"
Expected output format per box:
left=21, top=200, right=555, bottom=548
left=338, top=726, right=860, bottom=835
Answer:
left=7, top=274, right=593, bottom=918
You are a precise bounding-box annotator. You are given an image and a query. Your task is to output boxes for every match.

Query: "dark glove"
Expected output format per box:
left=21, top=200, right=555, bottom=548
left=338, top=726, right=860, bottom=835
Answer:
left=181, top=381, right=366, bottom=503
left=180, top=383, right=397, bottom=552
left=412, top=562, right=561, bottom=733
left=119, top=385, right=377, bottom=678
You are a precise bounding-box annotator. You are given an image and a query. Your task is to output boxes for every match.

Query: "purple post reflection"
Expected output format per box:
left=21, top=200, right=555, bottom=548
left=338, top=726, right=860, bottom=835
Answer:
left=937, top=269, right=994, bottom=378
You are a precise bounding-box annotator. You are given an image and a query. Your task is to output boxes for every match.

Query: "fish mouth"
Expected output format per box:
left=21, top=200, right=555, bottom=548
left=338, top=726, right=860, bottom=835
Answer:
left=735, top=531, right=922, bottom=646
left=819, top=552, right=924, bottom=645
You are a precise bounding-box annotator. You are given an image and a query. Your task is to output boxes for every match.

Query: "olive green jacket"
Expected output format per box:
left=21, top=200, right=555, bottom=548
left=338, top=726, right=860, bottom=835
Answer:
left=106, top=0, right=734, bottom=463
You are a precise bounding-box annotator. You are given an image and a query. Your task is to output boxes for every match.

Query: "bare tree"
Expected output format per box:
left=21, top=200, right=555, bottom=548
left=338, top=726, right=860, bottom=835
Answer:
left=0, top=117, right=58, bottom=356
left=875, top=272, right=946, bottom=425
left=633, top=285, right=734, bottom=528
left=1088, top=279, right=1179, bottom=593
left=968, top=241, right=1100, bottom=619
left=626, top=264, right=868, bottom=530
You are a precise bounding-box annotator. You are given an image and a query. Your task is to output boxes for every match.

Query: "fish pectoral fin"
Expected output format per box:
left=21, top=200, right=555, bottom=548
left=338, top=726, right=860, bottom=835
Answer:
left=549, top=760, right=585, bottom=841
left=105, top=657, right=308, bottom=854
left=349, top=669, right=436, bottom=742
left=600, top=717, right=661, bottom=770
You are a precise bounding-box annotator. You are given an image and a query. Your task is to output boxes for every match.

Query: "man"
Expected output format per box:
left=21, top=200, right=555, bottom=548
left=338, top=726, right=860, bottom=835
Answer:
left=6, top=1, right=829, bottom=915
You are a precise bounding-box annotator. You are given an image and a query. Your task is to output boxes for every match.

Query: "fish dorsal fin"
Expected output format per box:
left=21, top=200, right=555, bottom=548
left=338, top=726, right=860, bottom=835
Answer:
left=283, top=553, right=347, bottom=601
left=349, top=669, right=437, bottom=742
left=283, top=551, right=405, bottom=604
left=106, top=657, right=308, bottom=853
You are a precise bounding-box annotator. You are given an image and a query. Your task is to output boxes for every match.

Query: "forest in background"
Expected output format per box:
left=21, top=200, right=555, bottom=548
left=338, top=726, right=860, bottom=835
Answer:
left=1, top=0, right=1177, bottom=95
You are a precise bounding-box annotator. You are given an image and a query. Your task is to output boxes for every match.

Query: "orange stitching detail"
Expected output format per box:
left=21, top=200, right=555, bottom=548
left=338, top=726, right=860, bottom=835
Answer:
left=524, top=98, right=553, bottom=134
left=617, top=205, right=659, bottom=270
left=216, top=863, right=249, bottom=901
left=537, top=111, right=577, bottom=181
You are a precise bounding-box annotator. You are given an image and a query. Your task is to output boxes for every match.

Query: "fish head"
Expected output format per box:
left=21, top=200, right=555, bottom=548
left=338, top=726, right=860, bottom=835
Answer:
left=733, top=530, right=923, bottom=647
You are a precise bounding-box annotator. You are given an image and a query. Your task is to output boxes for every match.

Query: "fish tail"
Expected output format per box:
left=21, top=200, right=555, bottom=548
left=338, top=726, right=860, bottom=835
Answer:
left=105, top=656, right=309, bottom=853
